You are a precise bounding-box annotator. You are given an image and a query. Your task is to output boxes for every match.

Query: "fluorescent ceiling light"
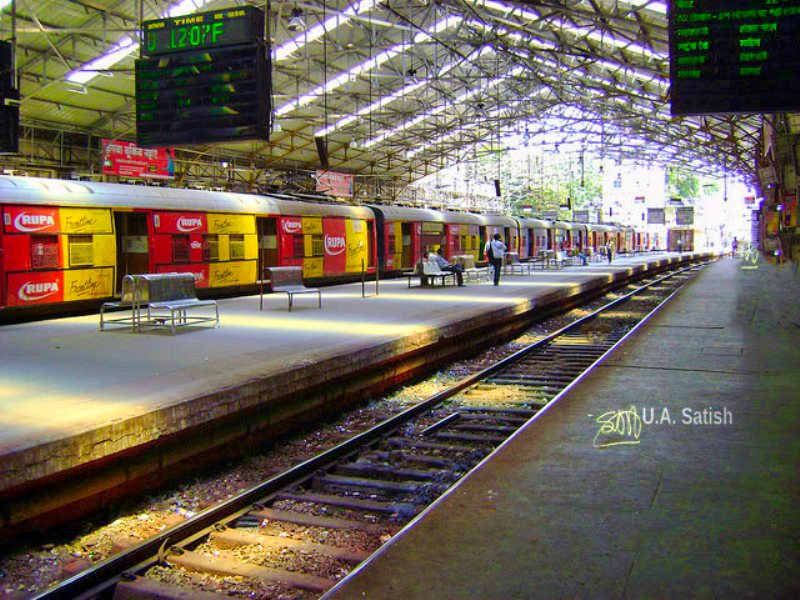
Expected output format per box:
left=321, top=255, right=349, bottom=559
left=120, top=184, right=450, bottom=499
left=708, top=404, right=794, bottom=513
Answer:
left=65, top=0, right=211, bottom=86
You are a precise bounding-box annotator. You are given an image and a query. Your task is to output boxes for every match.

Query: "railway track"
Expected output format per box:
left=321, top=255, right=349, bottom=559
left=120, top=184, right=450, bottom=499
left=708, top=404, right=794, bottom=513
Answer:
left=33, top=261, right=708, bottom=600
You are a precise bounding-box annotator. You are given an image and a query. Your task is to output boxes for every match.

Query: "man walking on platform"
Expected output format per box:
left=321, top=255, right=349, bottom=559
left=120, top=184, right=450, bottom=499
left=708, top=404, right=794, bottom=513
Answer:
left=485, top=233, right=506, bottom=286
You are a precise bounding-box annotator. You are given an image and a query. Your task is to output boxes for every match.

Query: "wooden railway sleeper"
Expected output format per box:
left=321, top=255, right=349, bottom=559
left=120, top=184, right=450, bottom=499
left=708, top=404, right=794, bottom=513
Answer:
left=275, top=491, right=419, bottom=519
left=209, top=527, right=371, bottom=563
left=459, top=406, right=538, bottom=416
left=312, top=473, right=445, bottom=495
left=364, top=450, right=459, bottom=470
left=451, top=422, right=518, bottom=434
left=250, top=507, right=395, bottom=534
left=335, top=461, right=449, bottom=482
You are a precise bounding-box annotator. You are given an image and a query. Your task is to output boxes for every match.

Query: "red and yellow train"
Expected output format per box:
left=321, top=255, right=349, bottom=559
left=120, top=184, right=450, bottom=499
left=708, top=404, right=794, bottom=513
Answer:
left=0, top=176, right=653, bottom=320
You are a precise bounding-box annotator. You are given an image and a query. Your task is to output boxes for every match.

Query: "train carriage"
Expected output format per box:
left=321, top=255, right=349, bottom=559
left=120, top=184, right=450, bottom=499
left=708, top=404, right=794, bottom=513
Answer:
left=514, top=217, right=551, bottom=259
left=585, top=223, right=617, bottom=254
left=0, top=176, right=376, bottom=316
left=553, top=221, right=585, bottom=253
left=370, top=205, right=511, bottom=271
left=478, top=214, right=519, bottom=261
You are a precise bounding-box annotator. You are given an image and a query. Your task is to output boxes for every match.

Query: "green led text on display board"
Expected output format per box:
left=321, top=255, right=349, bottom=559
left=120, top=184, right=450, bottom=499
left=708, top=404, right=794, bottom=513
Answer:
left=142, top=6, right=262, bottom=56
left=669, top=0, right=800, bottom=115
left=135, top=6, right=270, bottom=146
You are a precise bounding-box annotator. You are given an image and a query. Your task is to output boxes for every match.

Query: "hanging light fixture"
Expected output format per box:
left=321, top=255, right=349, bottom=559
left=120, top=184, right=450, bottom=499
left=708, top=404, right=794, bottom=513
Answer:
left=287, top=7, right=306, bottom=32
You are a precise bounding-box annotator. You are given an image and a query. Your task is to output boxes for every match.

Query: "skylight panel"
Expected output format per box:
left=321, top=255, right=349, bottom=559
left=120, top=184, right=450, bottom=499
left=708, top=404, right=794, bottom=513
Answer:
left=275, top=0, right=379, bottom=62
left=276, top=15, right=461, bottom=118
left=314, top=46, right=494, bottom=138
left=366, top=66, right=524, bottom=149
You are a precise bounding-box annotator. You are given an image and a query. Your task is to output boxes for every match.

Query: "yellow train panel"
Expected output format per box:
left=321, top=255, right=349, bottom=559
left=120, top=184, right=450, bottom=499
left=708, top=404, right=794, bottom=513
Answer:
left=345, top=219, right=369, bottom=273
left=244, top=234, right=258, bottom=260
left=304, top=257, right=324, bottom=278
left=60, top=208, right=114, bottom=234
left=209, top=260, right=257, bottom=287
left=62, top=267, right=115, bottom=301
left=93, top=234, right=116, bottom=267
left=207, top=213, right=256, bottom=234
left=303, top=216, right=323, bottom=235
left=218, top=235, right=231, bottom=261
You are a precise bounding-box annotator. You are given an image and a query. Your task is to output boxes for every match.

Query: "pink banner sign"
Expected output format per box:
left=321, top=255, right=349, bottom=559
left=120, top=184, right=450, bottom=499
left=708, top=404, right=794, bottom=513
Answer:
left=102, top=139, right=175, bottom=179
left=316, top=170, right=354, bottom=197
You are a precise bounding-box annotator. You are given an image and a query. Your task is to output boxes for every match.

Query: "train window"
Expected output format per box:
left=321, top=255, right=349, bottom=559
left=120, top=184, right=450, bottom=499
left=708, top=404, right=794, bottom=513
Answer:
left=387, top=233, right=396, bottom=252
left=204, top=235, right=219, bottom=261
left=172, top=235, right=191, bottom=262
left=31, top=235, right=59, bottom=269
left=68, top=235, right=94, bottom=267
left=290, top=234, right=304, bottom=258
left=310, top=234, right=324, bottom=257
left=230, top=234, right=245, bottom=260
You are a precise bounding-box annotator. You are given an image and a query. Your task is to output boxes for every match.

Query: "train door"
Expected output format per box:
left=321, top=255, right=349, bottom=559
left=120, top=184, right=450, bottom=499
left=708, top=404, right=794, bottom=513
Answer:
left=114, top=211, right=149, bottom=292
left=401, top=222, right=414, bottom=268
left=257, top=217, right=278, bottom=279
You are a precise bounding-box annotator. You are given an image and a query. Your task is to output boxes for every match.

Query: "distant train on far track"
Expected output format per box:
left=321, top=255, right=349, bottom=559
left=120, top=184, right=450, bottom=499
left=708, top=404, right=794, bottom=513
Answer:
left=0, top=176, right=656, bottom=320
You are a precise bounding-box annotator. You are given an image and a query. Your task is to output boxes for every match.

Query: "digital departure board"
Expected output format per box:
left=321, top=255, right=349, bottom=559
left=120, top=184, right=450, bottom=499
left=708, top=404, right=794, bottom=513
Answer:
left=142, top=6, right=263, bottom=56
left=135, top=43, right=271, bottom=147
left=669, top=1, right=800, bottom=115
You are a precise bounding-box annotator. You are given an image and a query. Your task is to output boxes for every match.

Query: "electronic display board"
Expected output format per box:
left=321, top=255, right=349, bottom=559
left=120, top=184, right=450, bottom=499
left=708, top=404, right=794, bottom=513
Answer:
left=669, top=0, right=800, bottom=115
left=142, top=5, right=263, bottom=56
left=135, top=43, right=270, bottom=147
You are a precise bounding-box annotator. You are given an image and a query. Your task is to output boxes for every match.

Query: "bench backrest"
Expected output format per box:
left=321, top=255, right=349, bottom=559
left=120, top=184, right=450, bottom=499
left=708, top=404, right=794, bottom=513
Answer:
left=266, top=266, right=305, bottom=290
left=134, top=273, right=198, bottom=302
left=422, top=260, right=444, bottom=275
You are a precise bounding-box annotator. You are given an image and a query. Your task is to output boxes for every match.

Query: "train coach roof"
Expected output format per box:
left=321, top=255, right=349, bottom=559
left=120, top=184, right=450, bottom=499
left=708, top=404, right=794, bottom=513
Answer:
left=553, top=221, right=586, bottom=231
left=0, top=176, right=374, bottom=220
left=585, top=223, right=619, bottom=233
left=515, top=217, right=552, bottom=228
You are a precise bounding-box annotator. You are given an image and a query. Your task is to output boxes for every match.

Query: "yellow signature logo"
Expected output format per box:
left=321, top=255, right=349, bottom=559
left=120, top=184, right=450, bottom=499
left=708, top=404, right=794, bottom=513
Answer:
left=593, top=406, right=643, bottom=448
left=740, top=244, right=759, bottom=270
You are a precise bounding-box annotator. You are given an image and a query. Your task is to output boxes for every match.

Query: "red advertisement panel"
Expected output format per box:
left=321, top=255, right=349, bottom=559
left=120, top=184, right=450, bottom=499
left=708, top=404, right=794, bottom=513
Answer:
left=155, top=263, right=210, bottom=288
left=2, top=234, right=33, bottom=271
left=102, top=139, right=175, bottom=179
left=6, top=271, right=65, bottom=306
left=3, top=205, right=60, bottom=234
left=316, top=170, right=354, bottom=197
left=153, top=212, right=207, bottom=234
left=280, top=216, right=302, bottom=235
left=323, top=218, right=347, bottom=275
left=279, top=217, right=302, bottom=265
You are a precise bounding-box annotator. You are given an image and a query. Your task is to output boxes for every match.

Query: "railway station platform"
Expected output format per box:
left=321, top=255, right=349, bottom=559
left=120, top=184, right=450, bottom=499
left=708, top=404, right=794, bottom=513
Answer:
left=326, top=256, right=800, bottom=599
left=0, top=253, right=704, bottom=536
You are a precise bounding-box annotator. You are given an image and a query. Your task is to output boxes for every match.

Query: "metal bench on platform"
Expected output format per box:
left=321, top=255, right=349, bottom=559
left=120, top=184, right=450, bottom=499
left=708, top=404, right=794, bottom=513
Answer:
left=407, top=260, right=457, bottom=287
left=100, top=273, right=219, bottom=334
left=503, top=252, right=532, bottom=275
left=261, top=266, right=321, bottom=311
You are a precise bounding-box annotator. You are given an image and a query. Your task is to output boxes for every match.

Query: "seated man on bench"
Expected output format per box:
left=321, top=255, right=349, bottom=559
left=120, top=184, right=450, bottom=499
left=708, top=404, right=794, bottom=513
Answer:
left=430, top=248, right=465, bottom=286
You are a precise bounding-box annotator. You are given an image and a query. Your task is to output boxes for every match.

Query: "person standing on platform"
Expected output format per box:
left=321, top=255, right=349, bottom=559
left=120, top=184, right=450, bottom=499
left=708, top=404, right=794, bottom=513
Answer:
left=485, top=233, right=506, bottom=286
left=606, top=240, right=614, bottom=264
left=433, top=248, right=465, bottom=286
left=677, top=238, right=683, bottom=253
left=731, top=237, right=738, bottom=258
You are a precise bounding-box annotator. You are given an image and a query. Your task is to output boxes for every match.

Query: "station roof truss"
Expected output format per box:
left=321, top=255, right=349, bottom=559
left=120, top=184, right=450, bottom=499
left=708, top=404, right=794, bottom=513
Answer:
left=4, top=0, right=764, bottom=196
